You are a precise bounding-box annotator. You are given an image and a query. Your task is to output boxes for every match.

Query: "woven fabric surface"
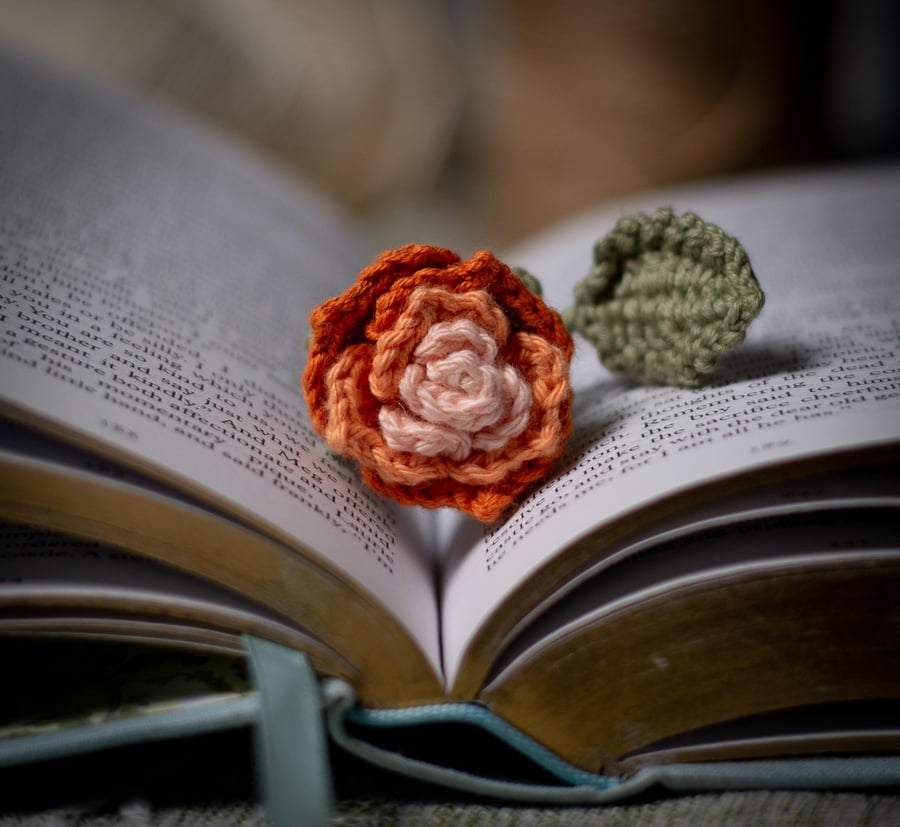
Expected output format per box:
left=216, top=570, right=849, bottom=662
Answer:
left=3, top=792, right=900, bottom=826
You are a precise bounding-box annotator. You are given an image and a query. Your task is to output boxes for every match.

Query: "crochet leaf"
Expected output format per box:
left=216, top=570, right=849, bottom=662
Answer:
left=565, top=208, right=764, bottom=387
left=512, top=266, right=543, bottom=297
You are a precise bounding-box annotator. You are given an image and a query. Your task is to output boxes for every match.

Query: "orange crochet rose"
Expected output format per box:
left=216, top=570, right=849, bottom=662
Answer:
left=302, top=244, right=574, bottom=522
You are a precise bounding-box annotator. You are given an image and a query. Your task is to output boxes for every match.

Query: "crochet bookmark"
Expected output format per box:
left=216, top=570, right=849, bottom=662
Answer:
left=302, top=208, right=764, bottom=523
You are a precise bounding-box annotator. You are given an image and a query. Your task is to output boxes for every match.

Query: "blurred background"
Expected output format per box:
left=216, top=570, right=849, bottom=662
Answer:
left=1, top=0, right=898, bottom=251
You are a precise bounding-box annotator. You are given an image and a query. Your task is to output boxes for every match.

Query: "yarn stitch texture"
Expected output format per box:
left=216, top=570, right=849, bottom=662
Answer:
left=302, top=244, right=574, bottom=523
left=564, top=208, right=764, bottom=387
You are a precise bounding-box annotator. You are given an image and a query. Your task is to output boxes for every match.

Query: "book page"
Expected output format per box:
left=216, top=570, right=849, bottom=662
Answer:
left=0, top=520, right=335, bottom=659
left=441, top=165, right=900, bottom=688
left=0, top=50, right=440, bottom=676
left=489, top=503, right=900, bottom=683
left=487, top=465, right=900, bottom=668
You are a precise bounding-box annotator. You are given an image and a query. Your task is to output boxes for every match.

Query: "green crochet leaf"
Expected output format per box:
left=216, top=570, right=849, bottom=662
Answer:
left=564, top=208, right=764, bottom=387
left=511, top=266, right=543, bottom=297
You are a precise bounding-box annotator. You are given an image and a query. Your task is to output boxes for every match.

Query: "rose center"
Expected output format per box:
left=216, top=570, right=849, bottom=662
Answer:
left=401, top=320, right=507, bottom=432
left=379, top=318, right=532, bottom=460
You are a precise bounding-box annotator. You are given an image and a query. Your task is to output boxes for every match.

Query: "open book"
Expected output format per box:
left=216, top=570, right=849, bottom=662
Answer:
left=2, top=46, right=900, bottom=798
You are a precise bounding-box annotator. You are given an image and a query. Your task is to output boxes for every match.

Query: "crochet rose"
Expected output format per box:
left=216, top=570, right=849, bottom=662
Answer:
left=302, top=244, right=574, bottom=522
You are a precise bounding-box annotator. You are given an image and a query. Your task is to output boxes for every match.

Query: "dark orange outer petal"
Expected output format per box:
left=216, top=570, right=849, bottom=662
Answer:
left=303, top=244, right=460, bottom=433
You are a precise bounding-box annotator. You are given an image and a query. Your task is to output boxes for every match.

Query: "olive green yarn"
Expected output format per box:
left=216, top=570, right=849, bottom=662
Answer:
left=563, top=208, right=764, bottom=387
left=512, top=266, right=543, bottom=297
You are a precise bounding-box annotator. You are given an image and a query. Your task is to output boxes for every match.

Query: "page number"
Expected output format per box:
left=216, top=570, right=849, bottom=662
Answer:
left=99, top=419, right=139, bottom=441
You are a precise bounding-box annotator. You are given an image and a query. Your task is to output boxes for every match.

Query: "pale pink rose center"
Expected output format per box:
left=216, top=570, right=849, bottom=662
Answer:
left=379, top=318, right=532, bottom=460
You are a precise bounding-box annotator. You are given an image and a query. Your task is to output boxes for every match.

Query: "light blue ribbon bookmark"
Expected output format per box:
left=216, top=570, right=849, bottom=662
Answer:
left=246, top=635, right=333, bottom=827
left=323, top=678, right=900, bottom=804
left=246, top=636, right=900, bottom=817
